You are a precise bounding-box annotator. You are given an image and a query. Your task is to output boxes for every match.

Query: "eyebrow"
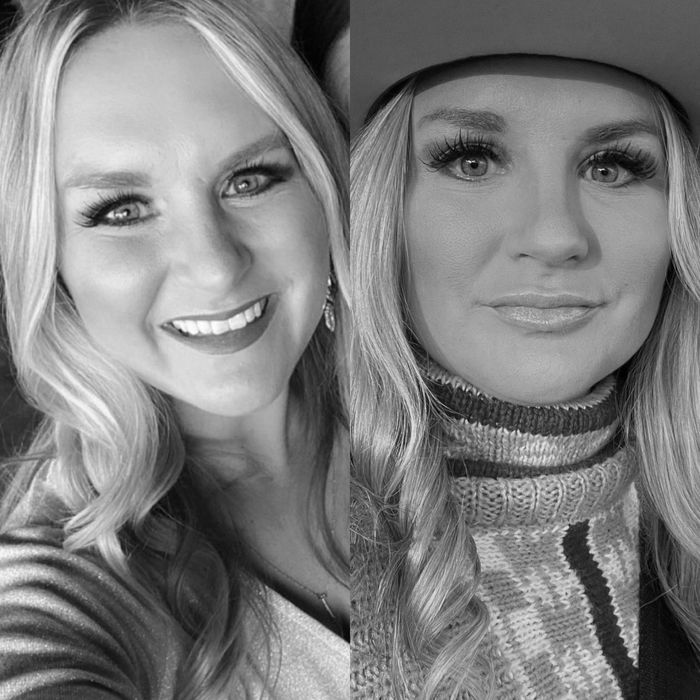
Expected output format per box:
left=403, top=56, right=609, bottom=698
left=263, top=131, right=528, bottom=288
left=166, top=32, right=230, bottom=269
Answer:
left=416, top=108, right=506, bottom=132
left=417, top=108, right=660, bottom=144
left=214, top=131, right=291, bottom=173
left=61, top=131, right=291, bottom=190
left=581, top=119, right=661, bottom=143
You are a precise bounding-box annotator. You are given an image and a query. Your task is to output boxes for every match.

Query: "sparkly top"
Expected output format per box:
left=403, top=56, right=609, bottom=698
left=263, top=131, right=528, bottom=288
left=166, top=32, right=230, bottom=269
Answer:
left=0, top=524, right=349, bottom=699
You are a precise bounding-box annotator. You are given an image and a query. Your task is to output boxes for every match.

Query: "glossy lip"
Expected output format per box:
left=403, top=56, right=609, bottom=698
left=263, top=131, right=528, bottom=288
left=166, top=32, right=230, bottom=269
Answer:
left=161, top=294, right=276, bottom=355
left=485, top=292, right=603, bottom=333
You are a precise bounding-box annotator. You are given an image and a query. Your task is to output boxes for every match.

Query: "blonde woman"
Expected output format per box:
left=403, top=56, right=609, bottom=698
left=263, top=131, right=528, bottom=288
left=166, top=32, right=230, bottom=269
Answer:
left=0, top=1, right=349, bottom=698
left=351, top=0, right=700, bottom=697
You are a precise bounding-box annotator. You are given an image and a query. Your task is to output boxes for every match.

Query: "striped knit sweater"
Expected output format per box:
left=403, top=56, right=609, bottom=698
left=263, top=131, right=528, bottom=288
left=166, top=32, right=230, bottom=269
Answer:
left=351, top=363, right=639, bottom=699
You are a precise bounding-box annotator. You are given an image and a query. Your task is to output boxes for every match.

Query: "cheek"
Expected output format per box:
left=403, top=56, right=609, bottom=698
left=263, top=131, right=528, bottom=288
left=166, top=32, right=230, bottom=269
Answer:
left=271, top=197, right=329, bottom=297
left=596, top=200, right=671, bottom=324
left=252, top=193, right=330, bottom=349
left=292, top=202, right=329, bottom=277
left=404, top=185, right=499, bottom=324
left=613, top=251, right=670, bottom=364
left=59, top=237, right=163, bottom=341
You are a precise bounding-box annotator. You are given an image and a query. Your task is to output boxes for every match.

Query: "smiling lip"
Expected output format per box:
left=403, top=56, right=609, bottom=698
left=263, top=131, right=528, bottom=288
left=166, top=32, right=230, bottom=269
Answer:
left=486, top=293, right=602, bottom=332
left=161, top=294, right=276, bottom=355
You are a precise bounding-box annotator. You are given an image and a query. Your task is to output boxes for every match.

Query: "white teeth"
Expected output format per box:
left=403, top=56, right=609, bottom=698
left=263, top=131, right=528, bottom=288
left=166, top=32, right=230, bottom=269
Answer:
left=210, top=319, right=230, bottom=335
left=171, top=298, right=266, bottom=337
left=228, top=313, right=247, bottom=331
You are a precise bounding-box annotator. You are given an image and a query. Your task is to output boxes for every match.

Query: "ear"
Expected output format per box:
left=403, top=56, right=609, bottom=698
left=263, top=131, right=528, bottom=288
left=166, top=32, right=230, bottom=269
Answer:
left=255, top=0, right=296, bottom=42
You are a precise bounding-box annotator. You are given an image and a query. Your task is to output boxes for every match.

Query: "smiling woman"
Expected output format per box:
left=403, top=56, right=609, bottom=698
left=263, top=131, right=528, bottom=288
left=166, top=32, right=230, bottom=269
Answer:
left=350, top=1, right=700, bottom=698
left=56, top=22, right=329, bottom=423
left=0, top=1, right=348, bottom=699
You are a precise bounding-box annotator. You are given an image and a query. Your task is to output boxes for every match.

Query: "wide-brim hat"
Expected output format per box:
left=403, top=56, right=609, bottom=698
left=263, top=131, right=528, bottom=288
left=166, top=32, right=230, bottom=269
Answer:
left=350, top=0, right=700, bottom=137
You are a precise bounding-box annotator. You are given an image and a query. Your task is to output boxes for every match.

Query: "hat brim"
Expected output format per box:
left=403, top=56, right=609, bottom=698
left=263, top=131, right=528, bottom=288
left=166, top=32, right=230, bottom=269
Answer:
left=350, top=0, right=700, bottom=137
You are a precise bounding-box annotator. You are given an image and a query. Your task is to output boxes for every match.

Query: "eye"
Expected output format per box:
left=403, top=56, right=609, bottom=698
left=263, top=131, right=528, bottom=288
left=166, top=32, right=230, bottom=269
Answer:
left=442, top=147, right=503, bottom=182
left=78, top=193, right=152, bottom=228
left=583, top=159, right=632, bottom=186
left=457, top=153, right=490, bottom=178
left=103, top=201, right=148, bottom=224
left=222, top=170, right=276, bottom=198
left=423, top=132, right=505, bottom=182
left=580, top=147, right=658, bottom=187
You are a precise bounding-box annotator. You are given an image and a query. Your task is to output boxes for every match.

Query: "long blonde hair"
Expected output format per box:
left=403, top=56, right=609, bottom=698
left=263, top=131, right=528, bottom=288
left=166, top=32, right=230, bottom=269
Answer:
left=628, top=92, right=700, bottom=658
left=351, top=81, right=492, bottom=699
left=0, top=0, right=348, bottom=697
left=351, top=75, right=700, bottom=697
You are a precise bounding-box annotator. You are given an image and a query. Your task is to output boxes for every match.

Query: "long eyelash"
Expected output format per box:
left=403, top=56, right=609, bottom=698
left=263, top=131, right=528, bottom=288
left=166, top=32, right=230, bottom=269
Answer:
left=76, top=190, right=147, bottom=228
left=224, top=158, right=295, bottom=197
left=586, top=143, right=658, bottom=180
left=236, top=155, right=296, bottom=181
left=422, top=131, right=500, bottom=171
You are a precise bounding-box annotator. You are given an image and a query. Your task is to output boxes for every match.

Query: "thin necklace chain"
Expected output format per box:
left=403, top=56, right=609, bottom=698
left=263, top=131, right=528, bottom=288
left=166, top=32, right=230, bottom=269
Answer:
left=249, top=542, right=337, bottom=619
left=247, top=446, right=345, bottom=622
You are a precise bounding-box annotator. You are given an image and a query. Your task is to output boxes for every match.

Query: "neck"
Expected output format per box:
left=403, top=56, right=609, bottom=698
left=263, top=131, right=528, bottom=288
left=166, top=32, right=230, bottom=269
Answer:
left=426, top=358, right=619, bottom=470
left=174, top=386, right=302, bottom=484
left=424, top=358, right=632, bottom=527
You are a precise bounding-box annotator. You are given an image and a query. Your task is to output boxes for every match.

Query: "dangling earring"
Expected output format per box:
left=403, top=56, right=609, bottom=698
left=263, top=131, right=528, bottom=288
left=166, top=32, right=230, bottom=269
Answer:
left=323, top=274, right=336, bottom=332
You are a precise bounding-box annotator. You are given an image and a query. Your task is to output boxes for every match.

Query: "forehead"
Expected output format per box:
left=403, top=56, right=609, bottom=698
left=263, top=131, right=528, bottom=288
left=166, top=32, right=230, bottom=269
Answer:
left=411, top=56, right=659, bottom=134
left=55, top=22, right=276, bottom=175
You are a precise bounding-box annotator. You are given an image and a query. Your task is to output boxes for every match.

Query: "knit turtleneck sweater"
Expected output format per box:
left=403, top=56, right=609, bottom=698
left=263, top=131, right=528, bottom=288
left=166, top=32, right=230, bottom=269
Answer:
left=351, top=363, right=639, bottom=699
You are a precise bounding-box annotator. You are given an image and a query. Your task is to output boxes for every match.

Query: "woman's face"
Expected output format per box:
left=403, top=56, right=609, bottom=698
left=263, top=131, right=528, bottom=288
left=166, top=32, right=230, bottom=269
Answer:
left=55, top=23, right=328, bottom=422
left=405, top=57, right=671, bottom=404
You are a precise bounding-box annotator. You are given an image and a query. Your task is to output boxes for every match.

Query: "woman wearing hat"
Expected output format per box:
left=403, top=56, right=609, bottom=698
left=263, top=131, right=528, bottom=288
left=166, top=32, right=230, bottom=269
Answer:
left=350, top=0, right=700, bottom=697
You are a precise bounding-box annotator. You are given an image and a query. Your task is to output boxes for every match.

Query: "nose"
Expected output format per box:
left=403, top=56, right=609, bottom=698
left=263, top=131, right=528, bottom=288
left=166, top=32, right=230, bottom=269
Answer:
left=506, top=173, right=591, bottom=266
left=168, top=198, right=252, bottom=289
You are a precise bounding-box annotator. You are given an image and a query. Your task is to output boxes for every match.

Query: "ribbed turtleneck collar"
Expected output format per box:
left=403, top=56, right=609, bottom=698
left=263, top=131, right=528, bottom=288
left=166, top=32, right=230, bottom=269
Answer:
left=424, top=360, right=635, bottom=528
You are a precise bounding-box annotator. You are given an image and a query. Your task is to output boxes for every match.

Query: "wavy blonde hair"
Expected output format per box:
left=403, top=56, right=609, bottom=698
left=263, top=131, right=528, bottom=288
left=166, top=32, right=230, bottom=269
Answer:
left=351, top=74, right=700, bottom=697
left=351, top=81, right=492, bottom=700
left=628, top=92, right=700, bottom=658
left=0, top=0, right=348, bottom=697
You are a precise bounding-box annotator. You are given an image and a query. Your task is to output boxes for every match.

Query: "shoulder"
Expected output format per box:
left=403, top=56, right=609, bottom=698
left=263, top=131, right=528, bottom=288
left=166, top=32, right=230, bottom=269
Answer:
left=0, top=525, right=183, bottom=700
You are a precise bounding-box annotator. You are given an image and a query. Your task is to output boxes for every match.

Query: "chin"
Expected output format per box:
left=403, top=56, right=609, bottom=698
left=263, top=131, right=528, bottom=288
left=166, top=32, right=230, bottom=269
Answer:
left=195, top=378, right=288, bottom=416
left=147, top=363, right=290, bottom=423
